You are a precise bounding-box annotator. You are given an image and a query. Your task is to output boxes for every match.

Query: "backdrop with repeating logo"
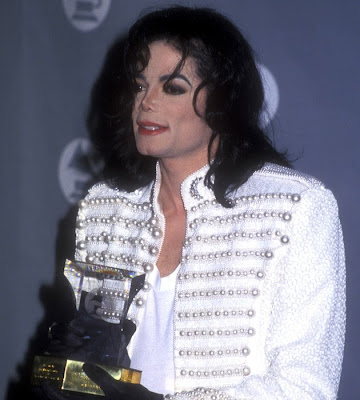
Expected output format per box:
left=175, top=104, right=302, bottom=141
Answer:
left=1, top=1, right=359, bottom=398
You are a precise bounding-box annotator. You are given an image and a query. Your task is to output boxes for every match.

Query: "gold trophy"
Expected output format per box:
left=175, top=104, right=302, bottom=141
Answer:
left=32, top=259, right=144, bottom=396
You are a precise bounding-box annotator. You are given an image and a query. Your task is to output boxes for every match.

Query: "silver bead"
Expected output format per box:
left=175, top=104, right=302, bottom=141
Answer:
left=282, top=212, right=292, bottom=221
left=76, top=220, right=85, bottom=229
left=242, top=347, right=250, bottom=356
left=142, top=202, right=150, bottom=210
left=243, top=367, right=251, bottom=376
left=151, top=228, right=163, bottom=238
left=281, top=235, right=290, bottom=244
left=149, top=246, right=159, bottom=256
left=148, top=216, right=159, bottom=226
left=78, top=199, right=88, bottom=208
left=135, top=298, right=145, bottom=307
left=143, top=263, right=154, bottom=272
left=248, top=328, right=255, bottom=335
left=265, top=250, right=273, bottom=259
left=291, top=193, right=301, bottom=202
left=76, top=241, right=86, bottom=250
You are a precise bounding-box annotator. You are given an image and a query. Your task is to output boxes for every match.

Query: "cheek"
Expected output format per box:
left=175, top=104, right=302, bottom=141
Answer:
left=173, top=98, right=200, bottom=123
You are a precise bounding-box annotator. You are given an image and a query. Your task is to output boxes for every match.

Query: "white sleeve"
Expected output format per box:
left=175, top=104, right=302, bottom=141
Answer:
left=168, top=187, right=346, bottom=400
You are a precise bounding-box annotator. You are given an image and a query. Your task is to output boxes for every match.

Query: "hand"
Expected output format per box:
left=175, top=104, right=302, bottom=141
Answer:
left=46, top=314, right=135, bottom=367
left=83, top=363, right=164, bottom=400
left=46, top=315, right=89, bottom=359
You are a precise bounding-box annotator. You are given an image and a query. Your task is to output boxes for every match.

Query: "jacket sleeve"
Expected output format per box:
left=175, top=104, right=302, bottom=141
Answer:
left=167, top=187, right=346, bottom=400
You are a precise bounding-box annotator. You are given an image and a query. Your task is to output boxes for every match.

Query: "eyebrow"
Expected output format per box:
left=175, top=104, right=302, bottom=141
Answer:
left=136, top=73, right=192, bottom=88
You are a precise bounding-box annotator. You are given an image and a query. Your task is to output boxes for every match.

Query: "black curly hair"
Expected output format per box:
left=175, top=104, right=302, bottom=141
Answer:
left=87, top=6, right=291, bottom=207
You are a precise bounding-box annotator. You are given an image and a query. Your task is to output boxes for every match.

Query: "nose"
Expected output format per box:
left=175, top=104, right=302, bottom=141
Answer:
left=140, top=87, right=161, bottom=112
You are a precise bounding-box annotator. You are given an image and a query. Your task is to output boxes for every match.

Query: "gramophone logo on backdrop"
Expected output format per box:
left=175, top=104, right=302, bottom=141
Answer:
left=258, top=64, right=279, bottom=128
left=58, top=138, right=104, bottom=204
left=62, top=0, right=112, bottom=32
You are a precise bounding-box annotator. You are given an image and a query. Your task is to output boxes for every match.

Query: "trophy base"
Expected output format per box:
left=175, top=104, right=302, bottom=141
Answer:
left=31, top=355, right=141, bottom=396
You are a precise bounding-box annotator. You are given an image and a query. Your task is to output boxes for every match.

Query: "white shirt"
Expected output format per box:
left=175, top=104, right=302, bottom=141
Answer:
left=129, top=265, right=179, bottom=395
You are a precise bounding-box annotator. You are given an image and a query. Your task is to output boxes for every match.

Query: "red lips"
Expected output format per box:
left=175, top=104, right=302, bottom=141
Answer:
left=137, top=121, right=168, bottom=135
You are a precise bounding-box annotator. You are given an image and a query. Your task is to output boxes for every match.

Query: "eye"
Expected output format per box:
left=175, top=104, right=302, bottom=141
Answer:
left=163, top=83, right=186, bottom=95
left=134, top=82, right=146, bottom=93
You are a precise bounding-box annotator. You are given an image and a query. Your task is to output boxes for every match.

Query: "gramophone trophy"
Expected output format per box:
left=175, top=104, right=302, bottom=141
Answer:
left=32, top=259, right=144, bottom=396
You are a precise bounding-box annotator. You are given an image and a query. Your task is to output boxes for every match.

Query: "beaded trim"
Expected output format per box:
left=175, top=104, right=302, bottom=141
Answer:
left=177, top=308, right=255, bottom=320
left=177, top=346, right=250, bottom=359
left=180, top=248, right=274, bottom=263
left=190, top=177, right=204, bottom=200
left=188, top=210, right=292, bottom=230
left=179, top=365, right=251, bottom=378
left=177, top=269, right=265, bottom=282
left=177, top=287, right=260, bottom=300
left=79, top=197, right=152, bottom=211
left=178, top=326, right=255, bottom=338
left=189, top=192, right=301, bottom=212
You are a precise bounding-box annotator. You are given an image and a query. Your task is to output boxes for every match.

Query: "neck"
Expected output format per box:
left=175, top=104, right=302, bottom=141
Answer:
left=158, top=158, right=207, bottom=215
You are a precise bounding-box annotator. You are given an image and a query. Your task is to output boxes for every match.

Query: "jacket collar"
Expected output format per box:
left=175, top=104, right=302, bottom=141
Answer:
left=151, top=162, right=216, bottom=213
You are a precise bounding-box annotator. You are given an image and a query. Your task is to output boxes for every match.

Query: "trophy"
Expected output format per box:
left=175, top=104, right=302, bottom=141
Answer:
left=32, top=259, right=144, bottom=396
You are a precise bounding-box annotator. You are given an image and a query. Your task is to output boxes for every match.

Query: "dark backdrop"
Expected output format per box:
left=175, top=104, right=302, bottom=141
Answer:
left=1, top=1, right=359, bottom=398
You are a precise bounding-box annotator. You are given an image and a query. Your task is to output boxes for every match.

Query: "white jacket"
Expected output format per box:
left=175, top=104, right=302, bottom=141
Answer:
left=75, top=163, right=345, bottom=400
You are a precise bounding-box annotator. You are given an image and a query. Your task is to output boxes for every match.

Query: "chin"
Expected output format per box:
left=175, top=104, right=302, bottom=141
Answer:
left=136, top=146, right=163, bottom=158
left=135, top=141, right=169, bottom=159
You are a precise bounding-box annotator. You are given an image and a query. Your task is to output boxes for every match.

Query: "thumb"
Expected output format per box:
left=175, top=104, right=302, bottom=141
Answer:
left=83, top=363, right=132, bottom=399
left=83, top=363, right=116, bottom=388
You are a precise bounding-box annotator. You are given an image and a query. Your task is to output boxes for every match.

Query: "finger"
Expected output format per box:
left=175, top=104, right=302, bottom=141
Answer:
left=68, top=319, right=87, bottom=336
left=123, top=319, right=136, bottom=345
left=64, top=332, right=86, bottom=347
left=83, top=363, right=143, bottom=399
